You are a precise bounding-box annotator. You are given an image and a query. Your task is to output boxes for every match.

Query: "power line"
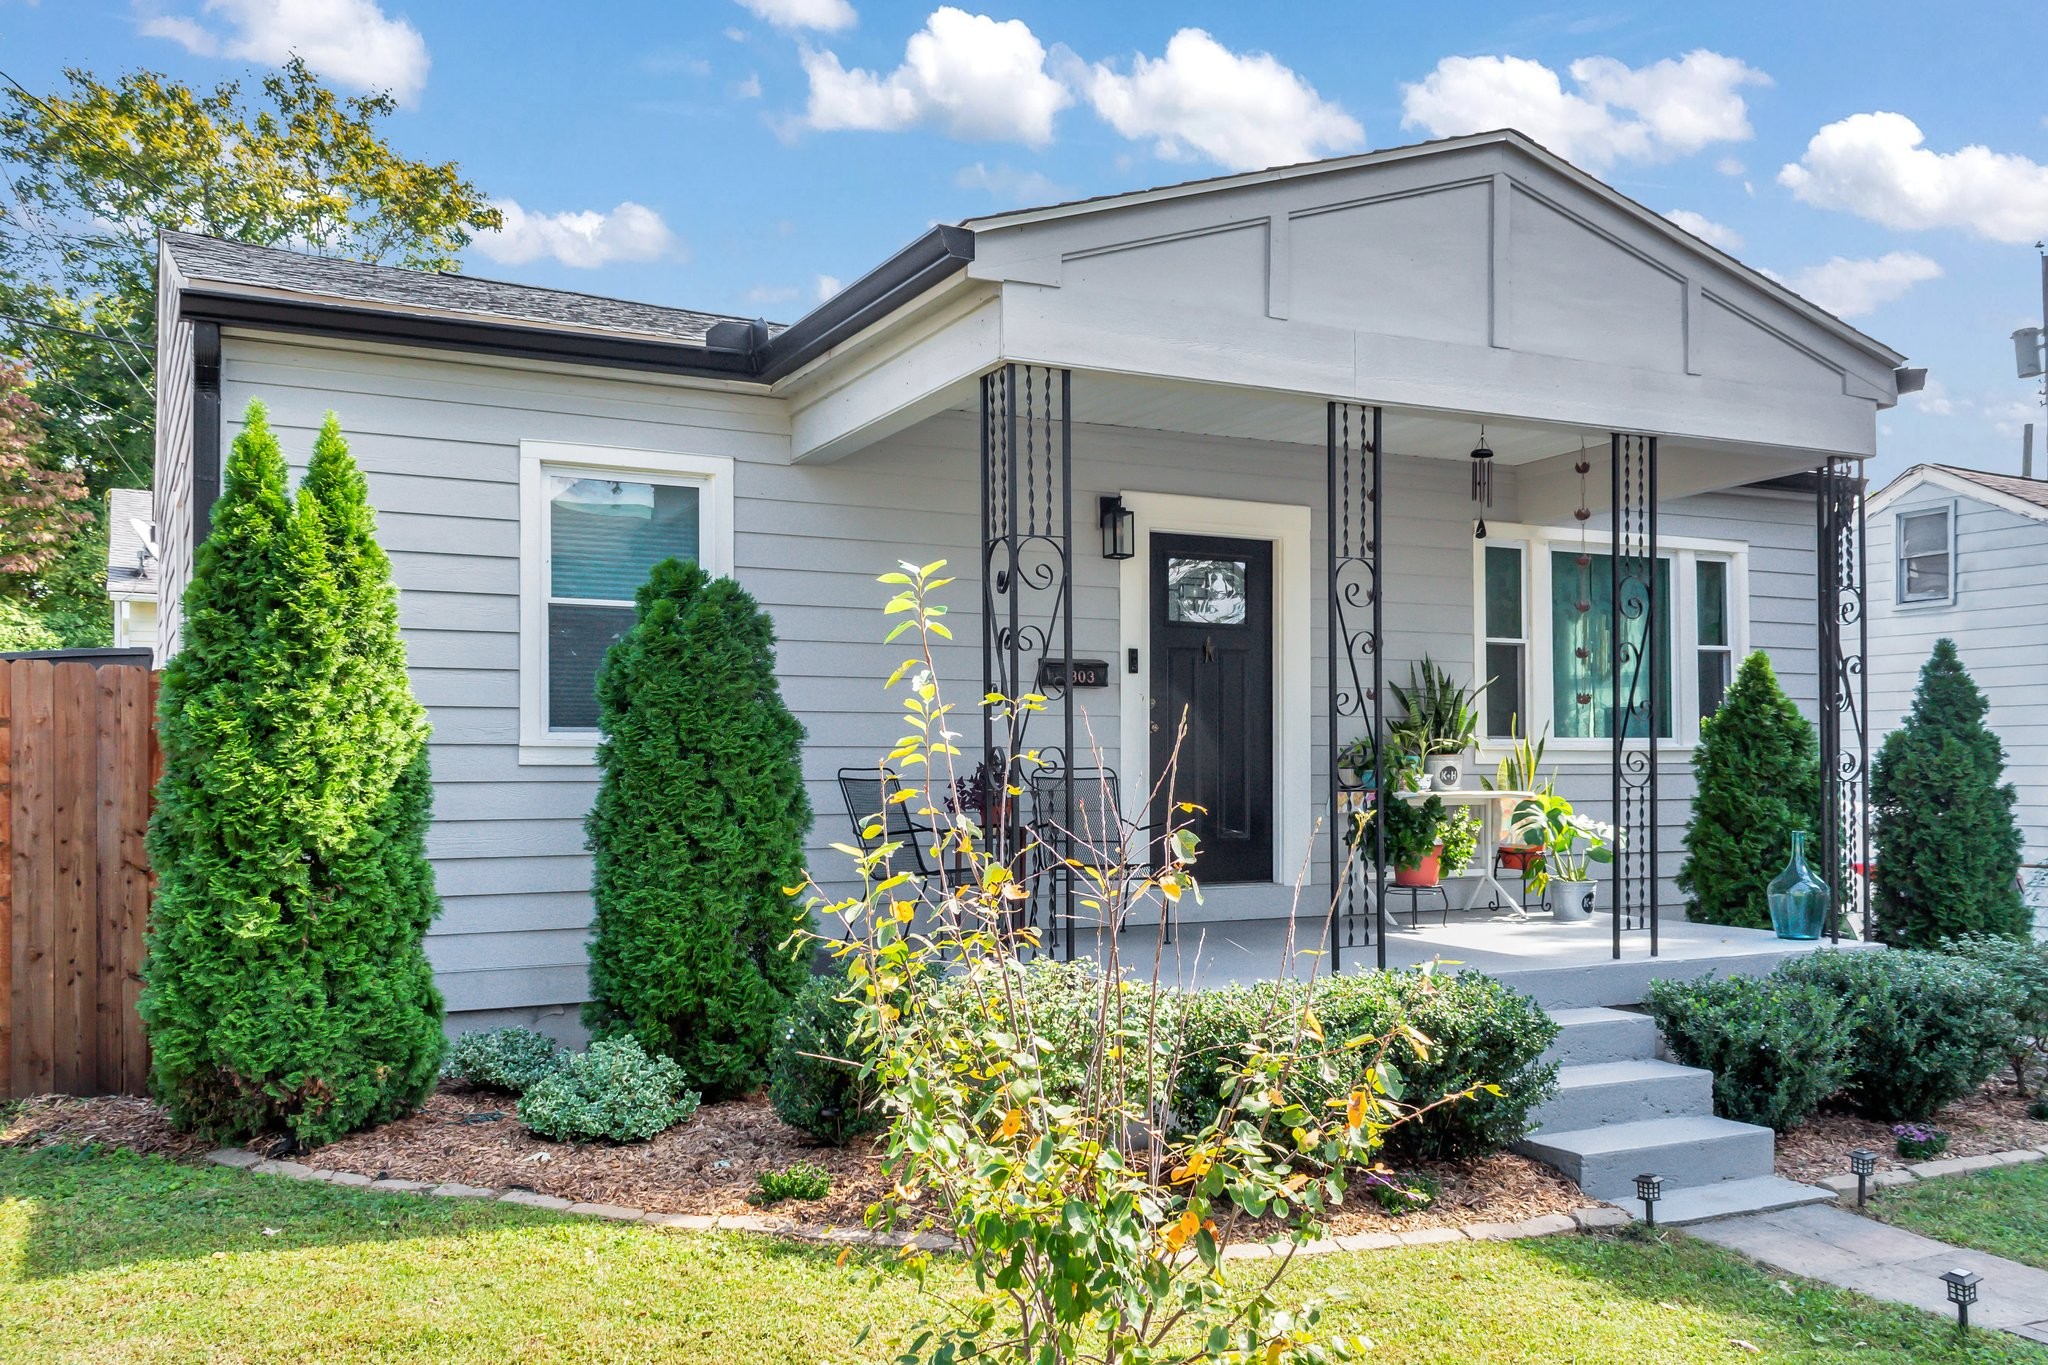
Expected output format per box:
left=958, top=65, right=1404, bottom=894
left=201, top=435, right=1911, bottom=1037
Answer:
left=0, top=311, right=153, bottom=351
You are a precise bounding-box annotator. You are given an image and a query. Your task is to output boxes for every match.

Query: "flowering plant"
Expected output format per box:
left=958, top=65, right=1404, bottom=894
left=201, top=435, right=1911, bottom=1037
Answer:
left=1892, top=1122, right=1949, bottom=1160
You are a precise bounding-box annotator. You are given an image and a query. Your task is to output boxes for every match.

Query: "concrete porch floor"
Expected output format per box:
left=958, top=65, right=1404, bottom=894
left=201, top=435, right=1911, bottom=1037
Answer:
left=1079, top=908, right=1881, bottom=1009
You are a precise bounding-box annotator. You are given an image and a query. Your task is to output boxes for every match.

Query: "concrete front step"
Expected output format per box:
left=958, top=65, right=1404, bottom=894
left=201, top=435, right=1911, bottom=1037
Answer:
left=1531, top=1058, right=1714, bottom=1134
left=1650, top=1176, right=1839, bottom=1226
left=1515, top=1114, right=1775, bottom=1204
left=1541, top=1006, right=1658, bottom=1066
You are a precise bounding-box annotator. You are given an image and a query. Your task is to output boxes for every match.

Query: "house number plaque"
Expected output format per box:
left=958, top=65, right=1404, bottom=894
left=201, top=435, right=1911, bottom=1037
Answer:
left=1036, top=657, right=1110, bottom=690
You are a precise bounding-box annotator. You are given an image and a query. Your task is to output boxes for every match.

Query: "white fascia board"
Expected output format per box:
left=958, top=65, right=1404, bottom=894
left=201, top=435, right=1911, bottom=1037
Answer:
left=1870, top=466, right=2048, bottom=526
left=784, top=287, right=1001, bottom=464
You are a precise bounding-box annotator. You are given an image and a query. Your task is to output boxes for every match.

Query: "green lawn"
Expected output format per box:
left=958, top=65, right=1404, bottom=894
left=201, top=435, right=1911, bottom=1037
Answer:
left=3, top=1145, right=2044, bottom=1363
left=1872, top=1159, right=2048, bottom=1271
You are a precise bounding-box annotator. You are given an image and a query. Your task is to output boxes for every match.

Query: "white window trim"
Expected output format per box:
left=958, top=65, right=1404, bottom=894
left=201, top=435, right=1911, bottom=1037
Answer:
left=1116, top=490, right=1311, bottom=887
left=1893, top=500, right=1958, bottom=610
left=1469, top=521, right=1749, bottom=763
left=518, top=441, right=736, bottom=765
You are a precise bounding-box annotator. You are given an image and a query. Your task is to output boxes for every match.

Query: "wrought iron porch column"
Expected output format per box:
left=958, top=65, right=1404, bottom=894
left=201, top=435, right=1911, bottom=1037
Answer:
left=979, top=364, right=1075, bottom=959
left=1816, top=457, right=1870, bottom=943
left=1327, top=403, right=1385, bottom=971
left=1609, top=434, right=1661, bottom=960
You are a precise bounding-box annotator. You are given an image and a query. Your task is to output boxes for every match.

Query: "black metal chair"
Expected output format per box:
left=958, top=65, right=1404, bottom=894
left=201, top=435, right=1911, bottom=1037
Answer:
left=837, top=766, right=940, bottom=877
left=1026, top=767, right=1173, bottom=945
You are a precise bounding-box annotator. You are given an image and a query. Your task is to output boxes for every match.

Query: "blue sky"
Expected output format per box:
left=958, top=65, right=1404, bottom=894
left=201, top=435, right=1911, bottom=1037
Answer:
left=8, top=0, right=2047, bottom=484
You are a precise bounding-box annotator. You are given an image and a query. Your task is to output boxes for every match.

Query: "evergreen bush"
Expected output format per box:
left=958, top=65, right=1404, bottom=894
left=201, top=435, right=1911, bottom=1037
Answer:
left=1940, top=934, right=2048, bottom=1096
left=140, top=406, right=444, bottom=1145
left=1870, top=639, right=2028, bottom=947
left=1677, top=652, right=1823, bottom=929
left=1777, top=949, right=2016, bottom=1121
left=444, top=1028, right=565, bottom=1094
left=517, top=1037, right=700, bottom=1143
left=1643, top=974, right=1853, bottom=1131
left=583, top=560, right=812, bottom=1098
left=769, top=968, right=883, bottom=1145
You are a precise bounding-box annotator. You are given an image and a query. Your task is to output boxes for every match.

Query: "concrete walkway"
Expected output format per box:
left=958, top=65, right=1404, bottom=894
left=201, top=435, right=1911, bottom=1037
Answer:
left=1689, top=1202, right=2048, bottom=1343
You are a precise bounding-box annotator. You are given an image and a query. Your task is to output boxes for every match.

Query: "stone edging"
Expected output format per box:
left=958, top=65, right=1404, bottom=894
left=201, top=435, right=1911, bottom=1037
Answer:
left=202, top=1147, right=1631, bottom=1255
left=1811, top=1142, right=2048, bottom=1199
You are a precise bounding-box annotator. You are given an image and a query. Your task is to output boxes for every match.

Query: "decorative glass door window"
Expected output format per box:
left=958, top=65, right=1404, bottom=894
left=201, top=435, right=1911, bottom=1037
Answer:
left=1165, top=557, right=1248, bottom=625
left=1696, top=559, right=1732, bottom=719
left=1896, top=507, right=1952, bottom=603
left=1482, top=545, right=1526, bottom=738
left=545, top=474, right=699, bottom=729
left=1550, top=550, right=1672, bottom=740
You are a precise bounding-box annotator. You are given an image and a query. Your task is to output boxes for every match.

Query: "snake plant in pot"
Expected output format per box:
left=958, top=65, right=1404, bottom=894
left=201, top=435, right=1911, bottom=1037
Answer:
left=1390, top=656, right=1489, bottom=790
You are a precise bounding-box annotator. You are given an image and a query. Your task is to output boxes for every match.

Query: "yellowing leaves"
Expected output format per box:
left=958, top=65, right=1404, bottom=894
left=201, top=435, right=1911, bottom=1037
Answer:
left=1169, top=1150, right=1212, bottom=1185
left=1161, top=1207, right=1202, bottom=1254
left=995, top=1108, right=1024, bottom=1140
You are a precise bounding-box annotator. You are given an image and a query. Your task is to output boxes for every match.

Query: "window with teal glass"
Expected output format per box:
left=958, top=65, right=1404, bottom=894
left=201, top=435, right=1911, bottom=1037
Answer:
left=1550, top=551, right=1671, bottom=739
left=1696, top=559, right=1732, bottom=721
left=1482, top=545, right=1525, bottom=737
left=545, top=474, right=700, bottom=730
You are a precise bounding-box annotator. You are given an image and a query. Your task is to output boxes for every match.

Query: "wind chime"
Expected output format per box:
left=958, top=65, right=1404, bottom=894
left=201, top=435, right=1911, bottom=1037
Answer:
left=1470, top=425, right=1495, bottom=540
left=1573, top=439, right=1595, bottom=711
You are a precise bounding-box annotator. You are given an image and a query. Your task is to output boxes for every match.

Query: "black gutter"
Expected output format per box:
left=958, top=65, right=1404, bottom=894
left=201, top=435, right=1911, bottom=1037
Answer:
left=753, top=225, right=976, bottom=382
left=179, top=290, right=759, bottom=379
left=192, top=320, right=221, bottom=557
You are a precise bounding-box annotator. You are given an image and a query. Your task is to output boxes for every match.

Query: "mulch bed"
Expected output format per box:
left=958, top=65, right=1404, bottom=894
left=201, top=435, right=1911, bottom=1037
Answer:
left=1774, top=1074, right=2048, bottom=1183
left=2, top=1083, right=1591, bottom=1234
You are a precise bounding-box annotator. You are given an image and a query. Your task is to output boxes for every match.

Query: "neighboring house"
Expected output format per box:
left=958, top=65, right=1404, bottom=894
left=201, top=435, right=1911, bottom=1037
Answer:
left=149, top=130, right=1909, bottom=1037
left=104, top=487, right=158, bottom=652
left=1867, top=464, right=2048, bottom=934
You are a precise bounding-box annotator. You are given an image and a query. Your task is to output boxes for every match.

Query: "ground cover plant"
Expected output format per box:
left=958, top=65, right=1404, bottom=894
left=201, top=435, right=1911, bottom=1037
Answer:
left=584, top=559, right=811, bottom=1099
left=755, top=1160, right=832, bottom=1205
left=517, top=1038, right=701, bottom=1144
left=4, top=1145, right=2045, bottom=1364
left=1871, top=1159, right=2048, bottom=1272
left=443, top=1028, right=564, bottom=1094
left=141, top=406, right=443, bottom=1145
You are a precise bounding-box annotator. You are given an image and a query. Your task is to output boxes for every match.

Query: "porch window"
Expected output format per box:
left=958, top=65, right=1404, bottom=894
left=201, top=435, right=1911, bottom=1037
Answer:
left=1895, top=506, right=1953, bottom=604
left=1549, top=551, right=1672, bottom=740
left=1696, top=559, right=1732, bottom=719
left=518, top=442, right=735, bottom=763
left=1482, top=545, right=1525, bottom=738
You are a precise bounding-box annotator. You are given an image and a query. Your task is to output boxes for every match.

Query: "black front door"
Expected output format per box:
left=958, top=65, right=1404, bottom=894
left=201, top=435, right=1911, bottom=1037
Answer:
left=1150, top=533, right=1273, bottom=884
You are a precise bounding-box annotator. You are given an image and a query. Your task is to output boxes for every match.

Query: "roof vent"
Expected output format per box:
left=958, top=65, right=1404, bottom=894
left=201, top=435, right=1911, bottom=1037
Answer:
left=705, top=317, right=770, bottom=355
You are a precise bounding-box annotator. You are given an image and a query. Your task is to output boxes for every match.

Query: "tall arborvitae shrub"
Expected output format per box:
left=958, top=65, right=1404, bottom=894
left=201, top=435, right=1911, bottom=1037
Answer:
left=1676, top=651, right=1823, bottom=929
left=1871, top=639, right=2027, bottom=947
left=141, top=406, right=443, bottom=1144
left=583, top=560, right=811, bottom=1098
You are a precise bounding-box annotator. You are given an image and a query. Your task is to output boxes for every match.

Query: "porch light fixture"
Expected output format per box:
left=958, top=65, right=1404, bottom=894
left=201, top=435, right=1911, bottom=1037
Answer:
left=1099, top=495, right=1135, bottom=560
left=1849, top=1148, right=1877, bottom=1208
left=1470, top=426, right=1495, bottom=540
left=1941, top=1268, right=1982, bottom=1331
left=1633, top=1172, right=1663, bottom=1227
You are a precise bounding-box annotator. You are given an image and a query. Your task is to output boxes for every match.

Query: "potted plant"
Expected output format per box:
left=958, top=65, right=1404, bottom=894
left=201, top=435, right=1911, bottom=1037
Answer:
left=1349, top=778, right=1480, bottom=888
left=1336, top=733, right=1376, bottom=790
left=1483, top=721, right=1552, bottom=871
left=1511, top=791, right=1618, bottom=920
left=1390, top=657, right=1489, bottom=790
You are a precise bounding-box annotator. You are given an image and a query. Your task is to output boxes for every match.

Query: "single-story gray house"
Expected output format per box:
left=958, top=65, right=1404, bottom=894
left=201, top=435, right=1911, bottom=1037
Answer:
left=1866, top=463, right=2048, bottom=935
left=150, top=129, right=1909, bottom=1040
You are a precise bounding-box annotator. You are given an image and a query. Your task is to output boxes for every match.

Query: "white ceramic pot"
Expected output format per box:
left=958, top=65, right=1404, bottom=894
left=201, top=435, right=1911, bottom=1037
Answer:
left=1553, top=882, right=1597, bottom=922
left=1432, top=758, right=1464, bottom=791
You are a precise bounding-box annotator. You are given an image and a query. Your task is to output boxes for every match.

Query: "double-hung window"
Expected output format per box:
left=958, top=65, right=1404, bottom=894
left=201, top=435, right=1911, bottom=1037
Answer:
left=519, top=443, right=735, bottom=762
left=1895, top=506, right=1954, bottom=605
left=1475, top=527, right=1746, bottom=750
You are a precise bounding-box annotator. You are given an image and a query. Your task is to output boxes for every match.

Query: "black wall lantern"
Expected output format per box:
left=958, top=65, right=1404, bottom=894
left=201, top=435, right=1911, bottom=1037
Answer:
left=1099, top=494, right=1135, bottom=560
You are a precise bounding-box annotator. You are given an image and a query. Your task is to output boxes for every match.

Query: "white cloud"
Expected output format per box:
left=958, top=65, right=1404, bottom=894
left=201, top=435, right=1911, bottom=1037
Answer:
left=954, top=160, right=1063, bottom=201
left=736, top=0, right=854, bottom=31
left=473, top=200, right=677, bottom=269
left=139, top=0, right=431, bottom=104
left=1400, top=49, right=1768, bottom=169
left=1905, top=377, right=1953, bottom=417
left=800, top=7, right=1068, bottom=146
left=1080, top=28, right=1363, bottom=171
left=1778, top=112, right=2048, bottom=245
left=815, top=273, right=844, bottom=301
left=1715, top=156, right=1745, bottom=176
left=735, top=73, right=762, bottom=99
left=1662, top=209, right=1742, bottom=251
left=1772, top=251, right=1942, bottom=318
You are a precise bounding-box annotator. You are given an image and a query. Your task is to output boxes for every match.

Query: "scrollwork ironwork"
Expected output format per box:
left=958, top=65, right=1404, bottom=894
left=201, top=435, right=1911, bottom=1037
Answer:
left=1327, top=402, right=1386, bottom=969
left=1817, top=455, right=1869, bottom=942
left=1610, top=433, right=1660, bottom=957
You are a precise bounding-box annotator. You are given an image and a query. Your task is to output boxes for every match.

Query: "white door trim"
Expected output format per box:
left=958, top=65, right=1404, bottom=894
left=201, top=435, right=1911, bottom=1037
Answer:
left=1117, top=491, right=1312, bottom=885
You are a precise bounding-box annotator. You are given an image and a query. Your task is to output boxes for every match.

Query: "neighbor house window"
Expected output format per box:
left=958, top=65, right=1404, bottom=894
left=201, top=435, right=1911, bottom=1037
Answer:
left=1696, top=558, right=1732, bottom=720
left=1896, top=506, right=1953, bottom=604
left=1475, top=526, right=1745, bottom=749
left=519, top=443, right=734, bottom=763
left=1482, top=545, right=1526, bottom=738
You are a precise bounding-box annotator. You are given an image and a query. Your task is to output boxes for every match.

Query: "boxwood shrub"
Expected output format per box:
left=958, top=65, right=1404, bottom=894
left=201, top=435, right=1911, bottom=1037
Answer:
left=443, top=1027, right=565, bottom=1095
left=1940, top=933, right=2048, bottom=1095
left=1643, top=974, right=1852, bottom=1132
left=1171, top=969, right=1558, bottom=1162
left=517, top=1037, right=701, bottom=1143
left=932, top=956, right=1175, bottom=1112
left=769, top=969, right=882, bottom=1145
left=1777, top=948, right=2016, bottom=1121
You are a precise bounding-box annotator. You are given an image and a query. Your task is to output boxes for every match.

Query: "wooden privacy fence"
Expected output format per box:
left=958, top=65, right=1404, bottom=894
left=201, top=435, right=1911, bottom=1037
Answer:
left=0, top=653, right=158, bottom=1098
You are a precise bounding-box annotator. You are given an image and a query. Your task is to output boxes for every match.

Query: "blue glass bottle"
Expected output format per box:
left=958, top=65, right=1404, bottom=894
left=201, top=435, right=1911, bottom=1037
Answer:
left=1768, top=830, right=1830, bottom=940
